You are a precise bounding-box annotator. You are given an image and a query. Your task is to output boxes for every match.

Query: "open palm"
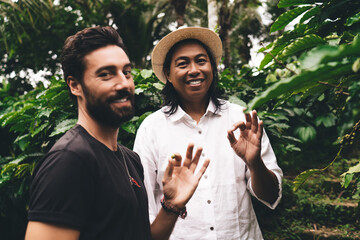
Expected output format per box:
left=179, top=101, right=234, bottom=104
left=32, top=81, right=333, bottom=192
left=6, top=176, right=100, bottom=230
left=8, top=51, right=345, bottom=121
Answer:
left=162, top=144, right=210, bottom=209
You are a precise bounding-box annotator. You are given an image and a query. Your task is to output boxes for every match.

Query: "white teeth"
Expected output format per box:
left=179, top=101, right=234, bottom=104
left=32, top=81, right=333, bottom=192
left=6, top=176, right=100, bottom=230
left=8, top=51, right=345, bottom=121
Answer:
left=188, top=80, right=202, bottom=85
left=114, top=98, right=127, bottom=103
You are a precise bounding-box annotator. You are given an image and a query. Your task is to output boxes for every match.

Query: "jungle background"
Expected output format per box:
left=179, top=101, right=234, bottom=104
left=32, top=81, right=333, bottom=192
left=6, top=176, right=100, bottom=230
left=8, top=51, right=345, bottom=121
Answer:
left=0, top=0, right=359, bottom=239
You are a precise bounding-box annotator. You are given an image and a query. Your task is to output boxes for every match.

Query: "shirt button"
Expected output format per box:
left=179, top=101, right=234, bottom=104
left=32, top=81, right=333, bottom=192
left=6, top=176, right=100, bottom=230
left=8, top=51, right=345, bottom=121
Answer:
left=207, top=200, right=211, bottom=204
left=210, top=227, right=214, bottom=231
left=204, top=175, right=208, bottom=179
left=198, top=130, right=202, bottom=134
left=201, top=152, right=205, bottom=157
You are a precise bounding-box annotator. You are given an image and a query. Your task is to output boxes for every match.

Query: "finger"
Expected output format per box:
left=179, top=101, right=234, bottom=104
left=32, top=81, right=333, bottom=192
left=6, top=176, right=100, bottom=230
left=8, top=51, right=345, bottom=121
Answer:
left=245, top=112, right=252, bottom=129
left=171, top=153, right=182, bottom=167
left=163, top=159, right=174, bottom=183
left=189, top=147, right=202, bottom=172
left=251, top=110, right=259, bottom=133
left=227, top=129, right=237, bottom=146
left=183, top=143, right=194, bottom=167
left=195, top=159, right=210, bottom=181
left=257, top=120, right=264, bottom=139
left=230, top=121, right=246, bottom=132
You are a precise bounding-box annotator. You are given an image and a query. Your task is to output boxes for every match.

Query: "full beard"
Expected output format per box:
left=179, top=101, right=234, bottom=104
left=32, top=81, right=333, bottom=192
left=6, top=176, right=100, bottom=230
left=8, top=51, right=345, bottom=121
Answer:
left=84, top=88, right=135, bottom=128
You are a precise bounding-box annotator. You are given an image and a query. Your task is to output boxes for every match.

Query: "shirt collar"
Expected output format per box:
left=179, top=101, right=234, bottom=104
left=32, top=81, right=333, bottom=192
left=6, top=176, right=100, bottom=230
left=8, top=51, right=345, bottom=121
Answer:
left=163, top=99, right=223, bottom=122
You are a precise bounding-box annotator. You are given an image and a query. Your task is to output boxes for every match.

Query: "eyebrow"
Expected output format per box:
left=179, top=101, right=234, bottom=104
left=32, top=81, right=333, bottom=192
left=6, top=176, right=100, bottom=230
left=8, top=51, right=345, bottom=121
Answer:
left=174, top=53, right=208, bottom=63
left=95, top=63, right=133, bottom=75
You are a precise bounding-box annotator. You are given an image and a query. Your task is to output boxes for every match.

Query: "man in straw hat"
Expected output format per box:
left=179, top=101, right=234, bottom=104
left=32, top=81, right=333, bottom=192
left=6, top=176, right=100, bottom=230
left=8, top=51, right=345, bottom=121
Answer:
left=134, top=27, right=283, bottom=239
left=25, top=26, right=209, bottom=240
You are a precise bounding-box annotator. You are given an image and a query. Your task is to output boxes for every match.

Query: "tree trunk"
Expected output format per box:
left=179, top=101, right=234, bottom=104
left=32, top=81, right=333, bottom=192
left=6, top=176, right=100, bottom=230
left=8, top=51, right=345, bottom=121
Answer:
left=207, top=0, right=218, bottom=30
left=219, top=0, right=231, bottom=69
left=171, top=0, right=190, bottom=28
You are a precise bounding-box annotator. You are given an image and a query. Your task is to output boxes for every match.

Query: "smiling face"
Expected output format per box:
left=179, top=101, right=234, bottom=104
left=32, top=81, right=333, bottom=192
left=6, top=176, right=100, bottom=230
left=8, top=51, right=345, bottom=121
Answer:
left=166, top=41, right=214, bottom=108
left=79, top=44, right=135, bottom=128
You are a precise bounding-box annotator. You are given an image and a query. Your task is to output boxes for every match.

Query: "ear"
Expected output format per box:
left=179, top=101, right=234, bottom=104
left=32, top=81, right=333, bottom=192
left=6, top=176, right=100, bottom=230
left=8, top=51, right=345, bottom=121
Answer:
left=67, top=76, right=82, bottom=97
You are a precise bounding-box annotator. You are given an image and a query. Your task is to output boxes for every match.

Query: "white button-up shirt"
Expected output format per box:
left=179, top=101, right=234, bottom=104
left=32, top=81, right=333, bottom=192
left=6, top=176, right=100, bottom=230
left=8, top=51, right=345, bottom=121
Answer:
left=133, top=100, right=283, bottom=240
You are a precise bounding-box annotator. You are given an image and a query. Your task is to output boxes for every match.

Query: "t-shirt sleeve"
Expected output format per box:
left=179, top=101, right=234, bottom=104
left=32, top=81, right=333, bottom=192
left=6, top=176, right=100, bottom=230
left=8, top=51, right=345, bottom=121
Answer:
left=28, top=150, right=94, bottom=229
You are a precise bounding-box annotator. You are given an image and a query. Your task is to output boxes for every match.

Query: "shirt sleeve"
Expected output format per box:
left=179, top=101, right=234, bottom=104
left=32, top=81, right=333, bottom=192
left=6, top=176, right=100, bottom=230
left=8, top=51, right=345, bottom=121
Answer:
left=246, top=129, right=283, bottom=210
left=28, top=150, right=94, bottom=229
left=133, top=120, right=159, bottom=223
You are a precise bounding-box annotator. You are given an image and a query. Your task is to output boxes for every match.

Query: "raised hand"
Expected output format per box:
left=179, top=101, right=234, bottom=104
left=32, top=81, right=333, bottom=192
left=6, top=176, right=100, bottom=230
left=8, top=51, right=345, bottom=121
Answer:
left=162, top=143, right=210, bottom=209
left=227, top=110, right=263, bottom=169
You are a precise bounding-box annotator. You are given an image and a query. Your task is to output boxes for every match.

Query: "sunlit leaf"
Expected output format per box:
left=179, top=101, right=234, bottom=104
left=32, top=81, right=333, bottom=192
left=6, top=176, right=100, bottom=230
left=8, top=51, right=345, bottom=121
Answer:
left=49, top=119, right=77, bottom=137
left=248, top=62, right=352, bottom=110
left=278, top=34, right=326, bottom=60
left=293, top=168, right=321, bottom=191
left=140, top=69, right=153, bottom=79
left=345, top=12, right=360, bottom=26
left=278, top=0, right=324, bottom=8
left=270, top=6, right=312, bottom=33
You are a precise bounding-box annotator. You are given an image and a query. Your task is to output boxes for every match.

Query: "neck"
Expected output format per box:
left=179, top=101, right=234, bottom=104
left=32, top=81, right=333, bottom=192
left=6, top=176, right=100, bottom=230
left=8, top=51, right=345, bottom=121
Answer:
left=181, top=97, right=209, bottom=123
left=77, top=108, right=119, bottom=151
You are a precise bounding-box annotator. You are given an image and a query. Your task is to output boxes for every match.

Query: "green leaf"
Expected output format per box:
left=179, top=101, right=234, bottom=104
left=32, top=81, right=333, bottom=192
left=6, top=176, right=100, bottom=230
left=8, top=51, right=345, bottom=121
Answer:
left=342, top=173, right=354, bottom=188
left=278, top=34, right=326, bottom=60
left=153, top=82, right=164, bottom=90
left=31, top=122, right=50, bottom=137
left=315, top=113, right=336, bottom=127
left=270, top=6, right=312, bottom=33
left=248, top=62, right=352, bottom=110
left=293, top=168, right=321, bottom=191
left=299, top=6, right=320, bottom=23
left=341, top=161, right=360, bottom=176
left=259, top=45, right=285, bottom=70
left=49, top=119, right=77, bottom=137
left=299, top=45, right=339, bottom=70
left=321, top=34, right=360, bottom=64
left=345, top=12, right=360, bottom=26
left=353, top=58, right=360, bottom=72
left=121, top=122, right=137, bottom=134
left=228, top=95, right=247, bottom=107
left=278, top=0, right=324, bottom=8
left=140, top=69, right=153, bottom=79
left=295, top=125, right=316, bottom=142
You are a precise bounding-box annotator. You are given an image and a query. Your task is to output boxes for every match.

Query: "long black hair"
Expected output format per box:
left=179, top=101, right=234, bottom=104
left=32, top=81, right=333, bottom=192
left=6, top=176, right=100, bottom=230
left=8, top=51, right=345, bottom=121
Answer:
left=160, top=39, right=225, bottom=115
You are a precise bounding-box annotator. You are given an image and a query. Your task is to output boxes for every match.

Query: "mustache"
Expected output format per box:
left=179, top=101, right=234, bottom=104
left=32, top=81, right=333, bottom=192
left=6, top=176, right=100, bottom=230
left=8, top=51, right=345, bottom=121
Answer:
left=109, top=89, right=134, bottom=101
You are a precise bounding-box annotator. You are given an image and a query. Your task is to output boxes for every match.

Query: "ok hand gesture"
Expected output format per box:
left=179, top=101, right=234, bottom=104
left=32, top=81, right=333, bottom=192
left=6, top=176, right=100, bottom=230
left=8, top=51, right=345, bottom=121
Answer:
left=227, top=110, right=263, bottom=169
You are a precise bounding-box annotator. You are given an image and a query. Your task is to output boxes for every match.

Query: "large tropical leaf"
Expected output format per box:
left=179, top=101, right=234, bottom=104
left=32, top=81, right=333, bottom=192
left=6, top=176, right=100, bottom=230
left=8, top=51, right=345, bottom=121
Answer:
left=278, top=0, right=326, bottom=8
left=248, top=62, right=352, bottom=110
left=259, top=45, right=286, bottom=70
left=278, top=34, right=326, bottom=59
left=270, top=6, right=312, bottom=33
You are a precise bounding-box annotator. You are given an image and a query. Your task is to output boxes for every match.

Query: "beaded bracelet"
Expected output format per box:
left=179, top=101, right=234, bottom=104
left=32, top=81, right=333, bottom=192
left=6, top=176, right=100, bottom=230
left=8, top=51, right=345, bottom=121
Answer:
left=160, top=197, right=187, bottom=219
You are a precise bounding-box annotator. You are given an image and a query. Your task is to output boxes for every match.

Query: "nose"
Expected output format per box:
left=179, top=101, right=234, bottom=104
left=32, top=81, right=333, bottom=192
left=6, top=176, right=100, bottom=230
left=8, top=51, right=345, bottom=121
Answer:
left=115, top=71, right=134, bottom=91
left=188, top=62, right=200, bottom=76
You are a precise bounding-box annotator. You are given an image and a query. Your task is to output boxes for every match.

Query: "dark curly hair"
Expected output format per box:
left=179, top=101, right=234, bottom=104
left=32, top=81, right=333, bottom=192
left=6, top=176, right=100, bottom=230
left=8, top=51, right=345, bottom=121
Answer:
left=60, top=26, right=127, bottom=101
left=160, top=39, right=224, bottom=115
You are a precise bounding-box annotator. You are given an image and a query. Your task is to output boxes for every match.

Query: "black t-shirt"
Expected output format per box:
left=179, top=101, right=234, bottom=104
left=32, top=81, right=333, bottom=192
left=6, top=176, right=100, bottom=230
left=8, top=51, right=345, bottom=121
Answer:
left=28, top=125, right=151, bottom=240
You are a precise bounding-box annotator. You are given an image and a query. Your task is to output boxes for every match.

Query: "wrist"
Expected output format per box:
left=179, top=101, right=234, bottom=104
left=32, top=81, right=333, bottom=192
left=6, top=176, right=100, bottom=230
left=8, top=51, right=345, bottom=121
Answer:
left=160, top=197, right=187, bottom=219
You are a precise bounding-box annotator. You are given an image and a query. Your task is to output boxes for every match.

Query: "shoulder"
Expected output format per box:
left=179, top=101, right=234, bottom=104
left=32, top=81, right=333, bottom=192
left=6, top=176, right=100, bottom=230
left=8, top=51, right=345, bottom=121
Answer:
left=33, top=125, right=98, bottom=178
left=218, top=100, right=246, bottom=118
left=137, top=108, right=167, bottom=132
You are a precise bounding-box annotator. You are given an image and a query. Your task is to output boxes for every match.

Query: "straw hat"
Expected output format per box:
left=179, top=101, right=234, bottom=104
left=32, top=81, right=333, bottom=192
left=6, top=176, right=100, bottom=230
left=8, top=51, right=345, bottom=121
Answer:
left=151, top=27, right=223, bottom=83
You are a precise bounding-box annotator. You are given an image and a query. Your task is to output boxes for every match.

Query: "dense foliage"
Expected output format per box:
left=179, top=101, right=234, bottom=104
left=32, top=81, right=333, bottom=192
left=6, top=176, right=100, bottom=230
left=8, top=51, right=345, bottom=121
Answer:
left=0, top=0, right=359, bottom=239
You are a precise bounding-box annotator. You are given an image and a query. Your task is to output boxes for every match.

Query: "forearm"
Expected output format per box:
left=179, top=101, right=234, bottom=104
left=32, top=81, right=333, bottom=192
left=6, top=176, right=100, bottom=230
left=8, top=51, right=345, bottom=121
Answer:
left=150, top=208, right=179, bottom=240
left=249, top=158, right=280, bottom=204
